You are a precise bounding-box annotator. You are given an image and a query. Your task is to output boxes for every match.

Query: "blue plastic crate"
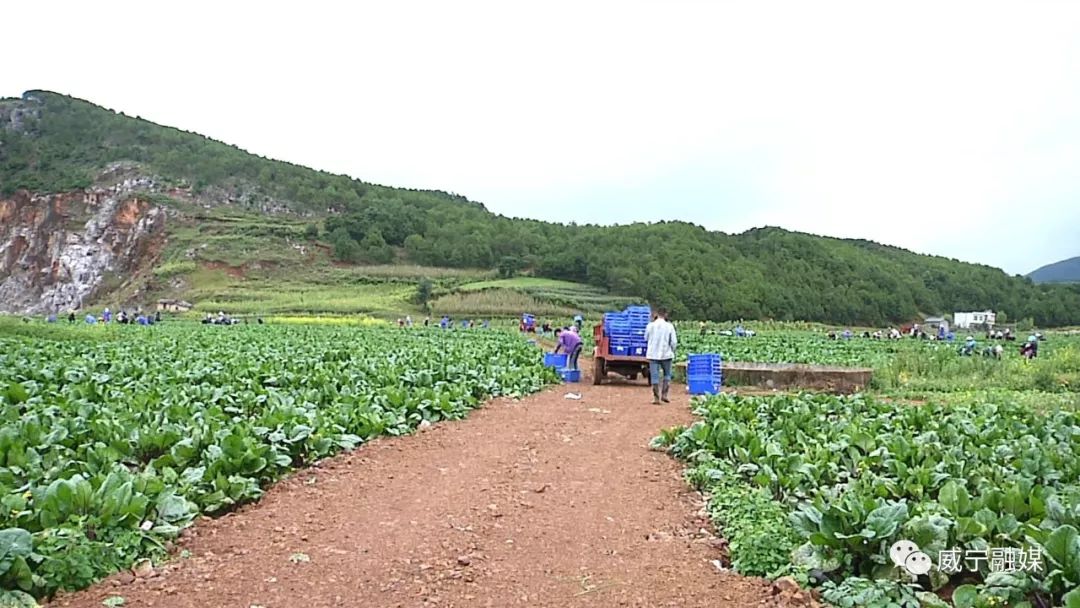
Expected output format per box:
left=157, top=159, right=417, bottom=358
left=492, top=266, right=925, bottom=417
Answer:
left=609, top=345, right=630, bottom=356
left=630, top=345, right=646, bottom=357
left=688, top=377, right=722, bottom=395
left=559, top=368, right=581, bottom=383
left=688, top=354, right=723, bottom=370
left=688, top=361, right=723, bottom=370
left=543, top=353, right=568, bottom=368
left=689, top=353, right=723, bottom=362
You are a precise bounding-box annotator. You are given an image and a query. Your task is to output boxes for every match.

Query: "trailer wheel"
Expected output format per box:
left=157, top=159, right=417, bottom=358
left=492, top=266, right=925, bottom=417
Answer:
left=593, top=358, right=605, bottom=385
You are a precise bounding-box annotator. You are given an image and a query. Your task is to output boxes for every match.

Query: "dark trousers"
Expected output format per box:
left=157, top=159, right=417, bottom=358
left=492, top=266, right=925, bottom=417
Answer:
left=567, top=344, right=583, bottom=370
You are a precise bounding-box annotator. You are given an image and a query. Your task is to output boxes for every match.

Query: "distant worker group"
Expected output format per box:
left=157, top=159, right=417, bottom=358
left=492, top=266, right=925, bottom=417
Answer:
left=55, top=306, right=162, bottom=326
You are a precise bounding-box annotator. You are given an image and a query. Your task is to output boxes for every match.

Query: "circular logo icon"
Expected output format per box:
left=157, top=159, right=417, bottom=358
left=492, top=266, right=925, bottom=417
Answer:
left=889, top=540, right=920, bottom=569
left=904, top=551, right=933, bottom=576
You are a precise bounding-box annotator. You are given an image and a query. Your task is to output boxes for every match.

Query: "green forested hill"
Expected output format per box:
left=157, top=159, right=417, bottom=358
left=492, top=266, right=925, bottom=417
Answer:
left=3, top=90, right=1079, bottom=326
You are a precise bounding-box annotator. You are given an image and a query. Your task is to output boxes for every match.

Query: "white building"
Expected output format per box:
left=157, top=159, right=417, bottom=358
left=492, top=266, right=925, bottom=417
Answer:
left=954, top=310, right=996, bottom=329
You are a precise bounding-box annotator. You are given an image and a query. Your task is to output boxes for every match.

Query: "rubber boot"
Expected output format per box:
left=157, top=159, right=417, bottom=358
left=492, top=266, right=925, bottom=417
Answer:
left=651, top=383, right=661, bottom=404
left=661, top=379, right=671, bottom=403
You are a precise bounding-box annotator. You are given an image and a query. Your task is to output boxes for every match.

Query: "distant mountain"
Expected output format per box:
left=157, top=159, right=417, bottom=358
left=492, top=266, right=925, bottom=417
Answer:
left=1028, top=256, right=1080, bottom=284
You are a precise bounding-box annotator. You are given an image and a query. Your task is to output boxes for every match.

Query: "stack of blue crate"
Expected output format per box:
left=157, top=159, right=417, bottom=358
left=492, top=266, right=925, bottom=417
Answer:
left=604, top=305, right=651, bottom=356
left=604, top=311, right=631, bottom=356
left=687, top=353, right=723, bottom=395
left=625, top=306, right=650, bottom=356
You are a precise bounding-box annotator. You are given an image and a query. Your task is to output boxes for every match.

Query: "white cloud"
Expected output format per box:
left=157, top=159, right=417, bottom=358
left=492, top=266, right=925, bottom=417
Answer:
left=4, top=0, right=1079, bottom=273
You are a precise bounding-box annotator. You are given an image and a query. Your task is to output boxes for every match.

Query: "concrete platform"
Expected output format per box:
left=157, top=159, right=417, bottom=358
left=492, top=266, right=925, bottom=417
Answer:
left=676, top=361, right=873, bottom=394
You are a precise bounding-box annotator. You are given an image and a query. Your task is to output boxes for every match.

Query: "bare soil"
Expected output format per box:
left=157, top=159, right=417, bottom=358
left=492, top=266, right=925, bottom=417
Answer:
left=50, top=369, right=797, bottom=608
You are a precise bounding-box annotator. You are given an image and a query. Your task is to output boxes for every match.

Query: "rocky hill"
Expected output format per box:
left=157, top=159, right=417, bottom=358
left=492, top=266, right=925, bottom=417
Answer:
left=0, top=172, right=164, bottom=314
left=3, top=90, right=1080, bottom=326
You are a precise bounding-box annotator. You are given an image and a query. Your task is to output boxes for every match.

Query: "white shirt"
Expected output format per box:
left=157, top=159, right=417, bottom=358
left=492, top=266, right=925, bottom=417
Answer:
left=645, top=318, right=677, bottom=360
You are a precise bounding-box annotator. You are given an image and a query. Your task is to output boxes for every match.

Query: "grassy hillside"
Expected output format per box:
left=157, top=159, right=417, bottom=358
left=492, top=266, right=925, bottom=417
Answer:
left=1029, top=256, right=1080, bottom=284
left=4, top=90, right=1080, bottom=325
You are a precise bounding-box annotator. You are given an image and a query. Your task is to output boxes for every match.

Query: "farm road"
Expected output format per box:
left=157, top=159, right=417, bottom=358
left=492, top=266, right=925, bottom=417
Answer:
left=51, top=368, right=792, bottom=608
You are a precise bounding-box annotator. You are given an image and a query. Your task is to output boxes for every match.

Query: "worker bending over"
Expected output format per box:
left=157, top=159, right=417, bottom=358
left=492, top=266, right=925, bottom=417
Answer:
left=554, top=326, right=583, bottom=371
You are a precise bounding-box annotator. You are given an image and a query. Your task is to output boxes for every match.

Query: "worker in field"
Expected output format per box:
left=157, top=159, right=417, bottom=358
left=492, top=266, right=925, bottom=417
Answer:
left=1021, top=335, right=1039, bottom=359
left=553, top=326, right=583, bottom=371
left=960, top=336, right=977, bottom=356
left=699, top=321, right=707, bottom=336
left=645, top=308, right=678, bottom=404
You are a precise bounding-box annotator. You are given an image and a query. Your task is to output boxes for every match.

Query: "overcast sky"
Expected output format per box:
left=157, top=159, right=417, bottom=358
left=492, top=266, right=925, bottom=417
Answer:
left=5, top=1, right=1079, bottom=274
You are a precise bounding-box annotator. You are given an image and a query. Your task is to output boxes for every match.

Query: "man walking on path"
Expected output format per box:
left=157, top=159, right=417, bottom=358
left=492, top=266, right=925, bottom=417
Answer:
left=645, top=307, right=677, bottom=404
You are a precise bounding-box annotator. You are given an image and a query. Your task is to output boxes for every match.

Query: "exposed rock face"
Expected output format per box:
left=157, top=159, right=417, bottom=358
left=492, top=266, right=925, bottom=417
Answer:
left=0, top=186, right=165, bottom=314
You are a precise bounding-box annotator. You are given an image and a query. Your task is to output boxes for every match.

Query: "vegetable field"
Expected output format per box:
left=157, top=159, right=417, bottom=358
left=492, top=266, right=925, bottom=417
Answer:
left=0, top=325, right=556, bottom=603
left=677, top=332, right=916, bottom=367
left=657, top=393, right=1080, bottom=606
left=655, top=332, right=1080, bottom=607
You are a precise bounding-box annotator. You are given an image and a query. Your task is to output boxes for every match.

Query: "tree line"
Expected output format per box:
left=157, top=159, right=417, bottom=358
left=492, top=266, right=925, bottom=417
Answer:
left=3, top=91, right=1078, bottom=326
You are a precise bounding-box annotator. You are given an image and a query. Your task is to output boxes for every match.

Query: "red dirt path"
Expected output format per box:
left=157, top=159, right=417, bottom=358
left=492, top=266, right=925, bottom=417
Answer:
left=50, top=372, right=793, bottom=608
